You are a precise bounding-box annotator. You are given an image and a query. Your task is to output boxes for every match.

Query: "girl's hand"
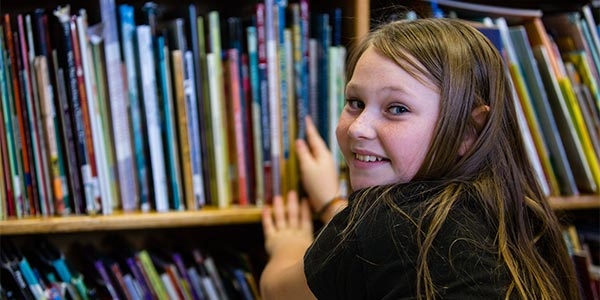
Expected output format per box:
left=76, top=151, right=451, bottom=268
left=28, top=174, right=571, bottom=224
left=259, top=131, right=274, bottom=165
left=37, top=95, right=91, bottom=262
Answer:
left=262, top=191, right=314, bottom=257
left=295, top=117, right=340, bottom=214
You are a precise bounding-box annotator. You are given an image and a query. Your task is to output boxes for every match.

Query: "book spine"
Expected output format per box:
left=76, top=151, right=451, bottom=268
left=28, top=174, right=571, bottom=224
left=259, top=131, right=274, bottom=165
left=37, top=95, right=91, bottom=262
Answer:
left=0, top=26, right=18, bottom=217
left=155, top=35, right=182, bottom=210
left=207, top=11, right=232, bottom=208
left=5, top=14, right=30, bottom=217
left=256, top=3, right=272, bottom=205
left=184, top=50, right=206, bottom=209
left=119, top=4, right=150, bottom=213
left=137, top=250, right=169, bottom=300
left=137, top=25, right=169, bottom=212
left=171, top=49, right=194, bottom=212
left=100, top=0, right=138, bottom=211
left=265, top=0, right=282, bottom=198
left=246, top=25, right=265, bottom=206
left=24, top=14, right=52, bottom=216
left=225, top=48, right=249, bottom=206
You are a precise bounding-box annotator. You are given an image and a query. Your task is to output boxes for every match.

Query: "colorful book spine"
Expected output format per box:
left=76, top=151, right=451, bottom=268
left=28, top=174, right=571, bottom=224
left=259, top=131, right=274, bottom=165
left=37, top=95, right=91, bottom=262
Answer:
left=256, top=2, right=272, bottom=205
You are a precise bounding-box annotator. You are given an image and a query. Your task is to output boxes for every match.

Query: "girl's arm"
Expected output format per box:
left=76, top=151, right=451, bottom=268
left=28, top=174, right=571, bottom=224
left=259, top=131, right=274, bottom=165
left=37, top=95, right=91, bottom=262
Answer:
left=260, top=191, right=316, bottom=300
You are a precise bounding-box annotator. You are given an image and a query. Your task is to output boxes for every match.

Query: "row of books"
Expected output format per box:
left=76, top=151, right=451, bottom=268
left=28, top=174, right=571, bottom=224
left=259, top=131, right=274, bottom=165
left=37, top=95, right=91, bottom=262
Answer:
left=1, top=235, right=261, bottom=300
left=0, top=0, right=347, bottom=219
left=425, top=0, right=600, bottom=197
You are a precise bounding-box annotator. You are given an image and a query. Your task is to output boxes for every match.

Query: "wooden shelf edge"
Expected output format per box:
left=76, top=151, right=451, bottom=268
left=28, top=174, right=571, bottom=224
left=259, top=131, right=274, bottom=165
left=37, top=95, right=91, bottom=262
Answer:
left=548, top=194, right=600, bottom=210
left=0, top=206, right=263, bottom=235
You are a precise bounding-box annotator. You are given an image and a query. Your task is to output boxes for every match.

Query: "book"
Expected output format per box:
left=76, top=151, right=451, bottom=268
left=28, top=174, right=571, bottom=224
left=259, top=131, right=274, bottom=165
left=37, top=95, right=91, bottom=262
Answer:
left=100, top=0, right=138, bottom=212
left=246, top=25, right=265, bottom=205
left=206, top=11, right=232, bottom=208
left=265, top=0, right=282, bottom=198
left=137, top=24, right=169, bottom=212
left=136, top=250, right=169, bottom=300
left=170, top=48, right=194, bottom=211
left=119, top=4, right=151, bottom=213
left=184, top=49, right=206, bottom=209
left=225, top=48, right=250, bottom=206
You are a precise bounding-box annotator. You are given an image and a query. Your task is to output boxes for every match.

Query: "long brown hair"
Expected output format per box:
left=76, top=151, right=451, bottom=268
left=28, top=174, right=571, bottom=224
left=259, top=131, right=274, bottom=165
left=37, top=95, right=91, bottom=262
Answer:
left=343, top=18, right=580, bottom=299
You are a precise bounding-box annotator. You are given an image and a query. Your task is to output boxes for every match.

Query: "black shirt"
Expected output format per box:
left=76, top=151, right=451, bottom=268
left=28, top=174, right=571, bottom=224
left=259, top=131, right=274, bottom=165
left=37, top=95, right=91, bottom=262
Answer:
left=304, top=182, right=512, bottom=299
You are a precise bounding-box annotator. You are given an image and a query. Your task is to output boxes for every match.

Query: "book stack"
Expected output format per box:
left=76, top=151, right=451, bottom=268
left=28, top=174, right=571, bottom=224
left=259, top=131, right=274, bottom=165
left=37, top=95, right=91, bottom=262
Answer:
left=0, top=0, right=347, bottom=218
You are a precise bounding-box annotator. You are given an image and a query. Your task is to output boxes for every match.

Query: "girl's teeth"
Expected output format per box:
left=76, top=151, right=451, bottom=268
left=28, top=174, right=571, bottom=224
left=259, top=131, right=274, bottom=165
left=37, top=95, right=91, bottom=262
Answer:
left=355, top=154, right=382, bottom=162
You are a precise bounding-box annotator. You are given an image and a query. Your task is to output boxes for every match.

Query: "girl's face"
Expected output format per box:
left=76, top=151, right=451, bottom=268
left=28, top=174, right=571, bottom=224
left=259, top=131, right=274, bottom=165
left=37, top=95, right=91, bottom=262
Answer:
left=337, top=46, right=441, bottom=190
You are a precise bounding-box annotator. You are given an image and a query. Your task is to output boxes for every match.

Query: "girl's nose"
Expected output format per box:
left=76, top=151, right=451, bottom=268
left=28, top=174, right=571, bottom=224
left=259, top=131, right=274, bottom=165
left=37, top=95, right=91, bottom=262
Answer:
left=347, top=112, right=376, bottom=140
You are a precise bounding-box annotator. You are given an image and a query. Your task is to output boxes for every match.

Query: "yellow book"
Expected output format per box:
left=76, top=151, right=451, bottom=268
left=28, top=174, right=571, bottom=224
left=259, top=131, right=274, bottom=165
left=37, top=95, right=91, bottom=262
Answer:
left=137, top=250, right=169, bottom=300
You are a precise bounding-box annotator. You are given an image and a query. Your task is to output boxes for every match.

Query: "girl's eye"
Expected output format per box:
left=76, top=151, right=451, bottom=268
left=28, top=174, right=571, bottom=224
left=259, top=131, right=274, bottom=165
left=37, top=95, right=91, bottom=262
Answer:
left=388, top=104, right=409, bottom=115
left=346, top=99, right=364, bottom=110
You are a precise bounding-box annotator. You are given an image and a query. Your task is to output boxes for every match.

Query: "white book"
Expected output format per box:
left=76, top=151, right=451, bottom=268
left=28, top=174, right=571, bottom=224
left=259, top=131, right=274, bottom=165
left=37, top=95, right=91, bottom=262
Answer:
left=136, top=25, right=168, bottom=212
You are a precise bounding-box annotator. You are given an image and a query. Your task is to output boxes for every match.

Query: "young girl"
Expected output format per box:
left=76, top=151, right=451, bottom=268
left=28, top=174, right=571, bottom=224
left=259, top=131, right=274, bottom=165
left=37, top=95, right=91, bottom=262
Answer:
left=260, top=18, right=580, bottom=299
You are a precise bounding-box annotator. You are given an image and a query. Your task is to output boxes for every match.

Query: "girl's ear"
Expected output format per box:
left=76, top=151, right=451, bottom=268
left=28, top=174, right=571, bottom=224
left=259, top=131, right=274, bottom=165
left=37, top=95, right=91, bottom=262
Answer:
left=458, top=105, right=490, bottom=156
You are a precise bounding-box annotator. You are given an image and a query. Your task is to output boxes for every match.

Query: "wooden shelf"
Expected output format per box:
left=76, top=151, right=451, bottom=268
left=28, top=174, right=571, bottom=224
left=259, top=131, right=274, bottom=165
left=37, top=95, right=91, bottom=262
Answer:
left=0, top=206, right=263, bottom=235
left=548, top=195, right=600, bottom=211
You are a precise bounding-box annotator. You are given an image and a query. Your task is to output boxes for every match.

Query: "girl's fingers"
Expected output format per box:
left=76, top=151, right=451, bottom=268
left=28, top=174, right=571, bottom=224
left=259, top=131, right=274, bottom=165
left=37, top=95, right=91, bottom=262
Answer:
left=262, top=205, right=275, bottom=237
left=305, top=116, right=329, bottom=157
left=286, top=191, right=299, bottom=229
left=272, top=194, right=287, bottom=231
left=300, top=198, right=314, bottom=232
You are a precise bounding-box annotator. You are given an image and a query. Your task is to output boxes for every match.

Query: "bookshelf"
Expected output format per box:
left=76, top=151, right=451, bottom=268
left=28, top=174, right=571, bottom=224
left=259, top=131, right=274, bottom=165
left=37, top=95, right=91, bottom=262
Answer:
left=0, top=0, right=599, bottom=298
